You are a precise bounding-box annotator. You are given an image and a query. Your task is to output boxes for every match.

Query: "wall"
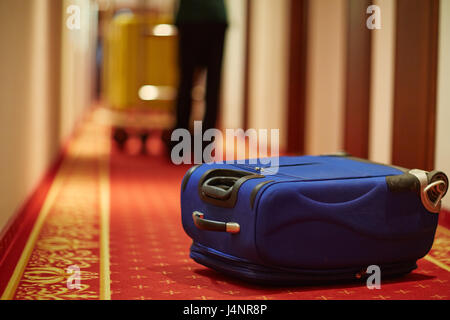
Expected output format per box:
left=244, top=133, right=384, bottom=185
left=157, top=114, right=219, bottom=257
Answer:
left=247, top=0, right=290, bottom=150
left=368, top=0, right=396, bottom=164
left=220, top=0, right=247, bottom=130
left=435, top=0, right=450, bottom=210
left=0, top=0, right=97, bottom=232
left=304, top=0, right=347, bottom=155
left=0, top=0, right=59, bottom=232
left=60, top=0, right=98, bottom=142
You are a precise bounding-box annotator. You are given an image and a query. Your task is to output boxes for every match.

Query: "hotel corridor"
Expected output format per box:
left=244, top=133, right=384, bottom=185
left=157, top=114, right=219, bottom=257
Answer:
left=1, top=0, right=450, bottom=303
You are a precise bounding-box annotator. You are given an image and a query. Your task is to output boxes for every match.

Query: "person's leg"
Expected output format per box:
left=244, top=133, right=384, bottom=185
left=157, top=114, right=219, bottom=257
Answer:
left=174, top=26, right=197, bottom=131
left=203, top=25, right=227, bottom=132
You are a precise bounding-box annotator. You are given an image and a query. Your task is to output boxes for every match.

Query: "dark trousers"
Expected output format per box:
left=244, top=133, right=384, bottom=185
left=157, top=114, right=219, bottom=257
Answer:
left=174, top=23, right=227, bottom=133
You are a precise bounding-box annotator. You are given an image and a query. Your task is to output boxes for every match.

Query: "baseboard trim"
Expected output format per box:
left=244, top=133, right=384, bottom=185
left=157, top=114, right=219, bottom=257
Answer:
left=0, top=105, right=94, bottom=269
left=0, top=152, right=65, bottom=269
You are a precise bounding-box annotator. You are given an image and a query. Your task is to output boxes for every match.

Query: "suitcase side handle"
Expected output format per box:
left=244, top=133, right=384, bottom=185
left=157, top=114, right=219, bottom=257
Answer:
left=192, top=211, right=240, bottom=234
left=409, top=169, right=448, bottom=213
left=387, top=169, right=448, bottom=213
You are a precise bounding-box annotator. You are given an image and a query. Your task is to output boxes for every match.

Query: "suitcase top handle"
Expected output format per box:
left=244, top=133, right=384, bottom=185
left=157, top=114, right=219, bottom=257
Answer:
left=198, top=169, right=265, bottom=208
left=202, top=176, right=239, bottom=200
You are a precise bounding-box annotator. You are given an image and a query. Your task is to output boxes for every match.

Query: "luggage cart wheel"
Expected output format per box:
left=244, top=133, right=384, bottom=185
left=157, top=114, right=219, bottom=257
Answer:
left=113, top=128, right=128, bottom=150
left=140, top=131, right=149, bottom=155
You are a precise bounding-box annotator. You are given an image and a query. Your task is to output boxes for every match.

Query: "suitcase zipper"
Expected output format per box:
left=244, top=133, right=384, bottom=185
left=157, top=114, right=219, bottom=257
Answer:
left=233, top=162, right=319, bottom=174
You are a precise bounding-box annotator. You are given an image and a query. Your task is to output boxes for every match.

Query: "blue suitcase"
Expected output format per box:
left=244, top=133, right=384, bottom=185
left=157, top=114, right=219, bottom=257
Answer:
left=180, top=155, right=448, bottom=284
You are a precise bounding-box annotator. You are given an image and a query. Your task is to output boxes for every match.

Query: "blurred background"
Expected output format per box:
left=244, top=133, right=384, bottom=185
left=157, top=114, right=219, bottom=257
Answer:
left=0, top=0, right=449, bottom=232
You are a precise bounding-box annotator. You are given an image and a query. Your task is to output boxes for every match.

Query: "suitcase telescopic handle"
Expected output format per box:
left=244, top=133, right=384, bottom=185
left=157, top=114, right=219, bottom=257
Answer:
left=192, top=211, right=240, bottom=234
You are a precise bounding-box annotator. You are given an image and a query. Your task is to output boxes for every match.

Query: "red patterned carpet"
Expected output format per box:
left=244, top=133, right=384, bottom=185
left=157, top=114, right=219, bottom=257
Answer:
left=0, top=111, right=449, bottom=300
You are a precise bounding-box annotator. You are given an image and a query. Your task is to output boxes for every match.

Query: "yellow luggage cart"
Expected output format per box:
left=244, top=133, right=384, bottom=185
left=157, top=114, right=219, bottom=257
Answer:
left=101, top=12, right=178, bottom=153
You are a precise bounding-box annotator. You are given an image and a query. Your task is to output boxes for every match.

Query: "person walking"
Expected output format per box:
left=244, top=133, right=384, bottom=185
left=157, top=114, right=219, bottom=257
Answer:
left=164, top=0, right=228, bottom=159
